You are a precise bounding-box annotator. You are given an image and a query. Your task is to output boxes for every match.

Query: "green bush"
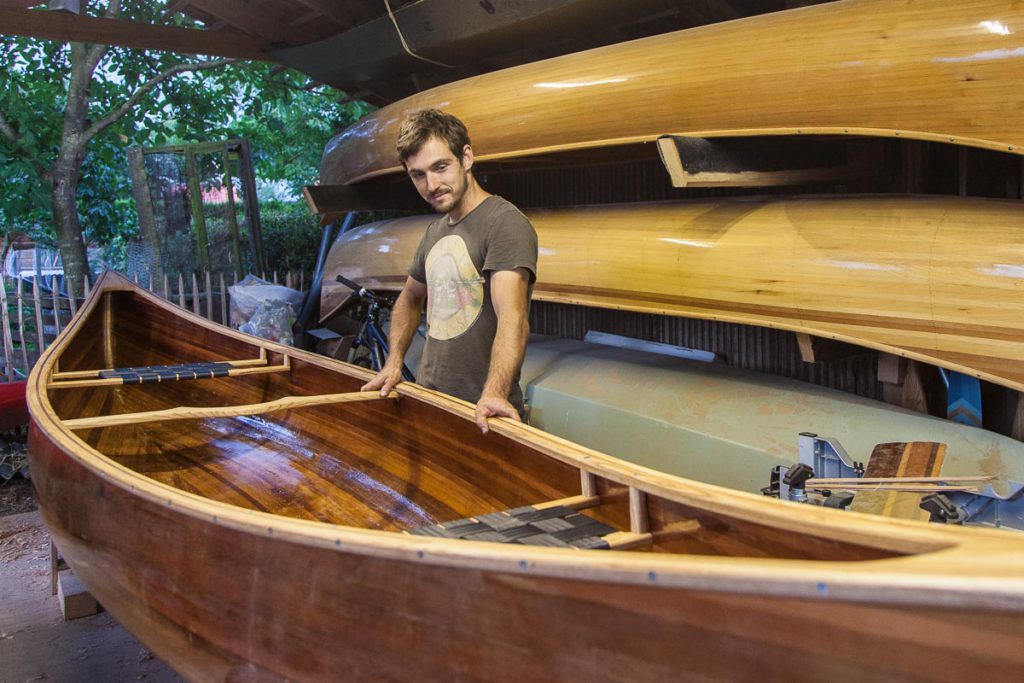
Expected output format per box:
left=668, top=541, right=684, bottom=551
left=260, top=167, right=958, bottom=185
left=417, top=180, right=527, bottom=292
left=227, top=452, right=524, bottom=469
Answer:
left=259, top=201, right=322, bottom=275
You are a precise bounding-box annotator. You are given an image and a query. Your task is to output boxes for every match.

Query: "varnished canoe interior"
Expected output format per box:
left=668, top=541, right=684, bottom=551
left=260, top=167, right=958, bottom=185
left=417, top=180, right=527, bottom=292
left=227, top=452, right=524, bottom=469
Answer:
left=48, top=289, right=910, bottom=562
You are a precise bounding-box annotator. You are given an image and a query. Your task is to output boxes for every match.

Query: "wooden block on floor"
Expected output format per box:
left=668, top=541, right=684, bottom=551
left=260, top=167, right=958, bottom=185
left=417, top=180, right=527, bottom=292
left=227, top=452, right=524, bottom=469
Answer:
left=57, top=569, right=99, bottom=620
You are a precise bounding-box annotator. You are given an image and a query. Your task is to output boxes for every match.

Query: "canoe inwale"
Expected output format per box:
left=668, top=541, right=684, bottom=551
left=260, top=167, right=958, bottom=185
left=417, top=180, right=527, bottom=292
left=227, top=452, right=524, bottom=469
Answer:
left=321, top=0, right=1024, bottom=186
left=27, top=273, right=1024, bottom=680
left=323, top=195, right=1024, bottom=392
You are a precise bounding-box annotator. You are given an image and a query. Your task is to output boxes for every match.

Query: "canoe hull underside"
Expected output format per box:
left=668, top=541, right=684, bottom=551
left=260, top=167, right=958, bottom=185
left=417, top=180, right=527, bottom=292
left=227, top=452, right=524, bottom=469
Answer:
left=321, top=0, right=1024, bottom=186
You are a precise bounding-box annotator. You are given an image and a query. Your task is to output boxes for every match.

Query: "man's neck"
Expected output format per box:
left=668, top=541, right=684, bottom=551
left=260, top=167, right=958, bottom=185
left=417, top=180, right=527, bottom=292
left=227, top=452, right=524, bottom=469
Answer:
left=447, top=178, right=490, bottom=224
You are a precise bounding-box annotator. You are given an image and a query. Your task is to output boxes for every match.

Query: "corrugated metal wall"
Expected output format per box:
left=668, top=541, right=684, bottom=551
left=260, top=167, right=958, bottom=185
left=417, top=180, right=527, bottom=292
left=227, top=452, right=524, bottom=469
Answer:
left=529, top=301, right=882, bottom=400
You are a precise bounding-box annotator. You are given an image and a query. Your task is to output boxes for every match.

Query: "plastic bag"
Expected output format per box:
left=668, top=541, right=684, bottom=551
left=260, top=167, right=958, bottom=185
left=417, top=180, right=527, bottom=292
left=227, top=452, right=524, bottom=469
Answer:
left=239, top=299, right=296, bottom=345
left=228, top=274, right=304, bottom=344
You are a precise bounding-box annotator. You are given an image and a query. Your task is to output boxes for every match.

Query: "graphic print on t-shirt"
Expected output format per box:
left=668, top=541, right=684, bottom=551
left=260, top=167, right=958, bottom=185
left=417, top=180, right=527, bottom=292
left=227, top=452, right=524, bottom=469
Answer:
left=424, top=234, right=485, bottom=340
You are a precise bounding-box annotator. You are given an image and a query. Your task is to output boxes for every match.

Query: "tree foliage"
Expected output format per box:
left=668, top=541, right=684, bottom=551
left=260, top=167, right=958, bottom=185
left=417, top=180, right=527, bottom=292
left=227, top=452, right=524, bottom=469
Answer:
left=0, top=1, right=369, bottom=275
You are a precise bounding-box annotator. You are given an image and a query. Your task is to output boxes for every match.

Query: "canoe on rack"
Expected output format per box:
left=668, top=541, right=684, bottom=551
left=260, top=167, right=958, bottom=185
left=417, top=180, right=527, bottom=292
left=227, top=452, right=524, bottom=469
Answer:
left=26, top=273, right=1024, bottom=680
left=321, top=0, right=1024, bottom=186
left=323, top=194, right=1024, bottom=391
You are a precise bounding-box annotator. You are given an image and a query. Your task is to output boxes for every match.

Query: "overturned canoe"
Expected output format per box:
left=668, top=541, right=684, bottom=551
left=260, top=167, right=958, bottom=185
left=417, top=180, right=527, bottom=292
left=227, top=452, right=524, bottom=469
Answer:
left=321, top=0, right=1024, bottom=186
left=26, top=272, right=1024, bottom=679
left=520, top=335, right=1024, bottom=495
left=323, top=195, right=1024, bottom=391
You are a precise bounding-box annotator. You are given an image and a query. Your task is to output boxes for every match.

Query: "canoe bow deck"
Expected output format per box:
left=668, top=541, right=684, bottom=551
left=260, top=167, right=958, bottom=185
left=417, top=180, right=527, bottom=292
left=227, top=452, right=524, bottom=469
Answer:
left=27, top=274, right=1024, bottom=680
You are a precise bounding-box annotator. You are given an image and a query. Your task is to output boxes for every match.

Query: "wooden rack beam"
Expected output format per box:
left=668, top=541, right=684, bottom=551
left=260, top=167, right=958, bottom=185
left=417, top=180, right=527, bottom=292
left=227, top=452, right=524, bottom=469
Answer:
left=63, top=391, right=396, bottom=430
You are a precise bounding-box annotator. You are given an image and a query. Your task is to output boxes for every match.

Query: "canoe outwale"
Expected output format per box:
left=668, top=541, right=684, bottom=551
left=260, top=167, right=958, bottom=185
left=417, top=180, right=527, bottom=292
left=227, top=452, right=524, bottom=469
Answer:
left=323, top=195, right=1024, bottom=392
left=25, top=273, right=1024, bottom=680
left=321, top=0, right=1024, bottom=186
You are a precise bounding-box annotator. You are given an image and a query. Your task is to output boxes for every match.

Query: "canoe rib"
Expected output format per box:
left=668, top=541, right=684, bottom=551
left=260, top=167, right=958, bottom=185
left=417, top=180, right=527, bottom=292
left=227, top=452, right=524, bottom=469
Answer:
left=63, top=390, right=397, bottom=430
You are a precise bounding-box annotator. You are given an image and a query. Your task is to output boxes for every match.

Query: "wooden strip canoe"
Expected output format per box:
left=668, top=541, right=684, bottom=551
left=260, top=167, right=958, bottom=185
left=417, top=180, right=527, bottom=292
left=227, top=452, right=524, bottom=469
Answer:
left=321, top=0, right=1024, bottom=186
left=25, top=272, right=1024, bottom=679
left=323, top=195, right=1024, bottom=391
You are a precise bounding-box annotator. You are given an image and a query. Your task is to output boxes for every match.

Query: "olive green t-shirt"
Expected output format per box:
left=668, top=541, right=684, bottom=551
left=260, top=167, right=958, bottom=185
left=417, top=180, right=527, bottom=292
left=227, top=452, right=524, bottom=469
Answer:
left=408, top=195, right=538, bottom=412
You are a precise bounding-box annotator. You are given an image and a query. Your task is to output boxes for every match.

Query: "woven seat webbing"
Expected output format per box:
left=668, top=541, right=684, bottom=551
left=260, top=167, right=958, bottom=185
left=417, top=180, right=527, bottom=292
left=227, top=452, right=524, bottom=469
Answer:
left=408, top=504, right=617, bottom=550
left=97, top=362, right=234, bottom=384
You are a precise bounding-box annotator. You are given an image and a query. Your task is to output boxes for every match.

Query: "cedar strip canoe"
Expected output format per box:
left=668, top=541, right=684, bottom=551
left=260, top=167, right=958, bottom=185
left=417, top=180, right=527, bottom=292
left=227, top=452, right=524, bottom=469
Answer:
left=26, top=273, right=1024, bottom=680
left=321, top=0, right=1024, bottom=186
left=323, top=195, right=1024, bottom=392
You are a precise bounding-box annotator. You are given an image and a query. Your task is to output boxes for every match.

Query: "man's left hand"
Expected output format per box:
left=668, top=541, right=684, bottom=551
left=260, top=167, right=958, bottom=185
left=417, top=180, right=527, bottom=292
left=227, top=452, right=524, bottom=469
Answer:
left=475, top=394, right=521, bottom=434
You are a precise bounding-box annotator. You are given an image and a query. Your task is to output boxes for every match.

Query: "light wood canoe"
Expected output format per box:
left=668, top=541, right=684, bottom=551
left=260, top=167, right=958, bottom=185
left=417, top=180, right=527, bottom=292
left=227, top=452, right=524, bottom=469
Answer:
left=25, top=272, right=1024, bottom=680
left=321, top=0, right=1024, bottom=186
left=323, top=195, right=1024, bottom=392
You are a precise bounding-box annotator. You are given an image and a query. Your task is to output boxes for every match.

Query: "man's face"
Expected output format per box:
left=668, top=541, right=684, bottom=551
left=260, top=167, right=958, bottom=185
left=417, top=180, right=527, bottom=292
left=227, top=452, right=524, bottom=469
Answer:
left=404, top=136, right=470, bottom=215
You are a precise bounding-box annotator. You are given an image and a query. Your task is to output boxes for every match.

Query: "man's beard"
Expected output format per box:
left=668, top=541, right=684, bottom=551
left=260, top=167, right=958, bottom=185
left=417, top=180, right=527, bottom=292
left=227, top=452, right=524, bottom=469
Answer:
left=428, top=177, right=466, bottom=214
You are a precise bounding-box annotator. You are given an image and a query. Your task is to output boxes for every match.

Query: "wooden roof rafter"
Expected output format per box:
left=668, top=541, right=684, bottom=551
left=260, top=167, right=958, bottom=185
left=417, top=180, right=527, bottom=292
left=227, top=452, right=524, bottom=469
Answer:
left=0, top=5, right=270, bottom=59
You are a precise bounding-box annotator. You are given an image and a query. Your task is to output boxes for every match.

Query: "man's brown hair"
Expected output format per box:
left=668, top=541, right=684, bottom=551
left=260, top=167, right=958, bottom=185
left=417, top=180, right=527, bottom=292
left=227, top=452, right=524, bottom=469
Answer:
left=396, top=109, right=471, bottom=164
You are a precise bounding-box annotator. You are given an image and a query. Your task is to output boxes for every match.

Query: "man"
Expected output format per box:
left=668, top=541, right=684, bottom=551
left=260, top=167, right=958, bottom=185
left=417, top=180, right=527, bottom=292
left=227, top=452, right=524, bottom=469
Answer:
left=362, top=109, right=538, bottom=434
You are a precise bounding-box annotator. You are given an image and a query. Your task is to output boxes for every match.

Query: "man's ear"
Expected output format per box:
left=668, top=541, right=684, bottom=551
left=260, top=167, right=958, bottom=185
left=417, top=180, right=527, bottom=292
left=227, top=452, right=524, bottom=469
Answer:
left=462, top=144, right=474, bottom=172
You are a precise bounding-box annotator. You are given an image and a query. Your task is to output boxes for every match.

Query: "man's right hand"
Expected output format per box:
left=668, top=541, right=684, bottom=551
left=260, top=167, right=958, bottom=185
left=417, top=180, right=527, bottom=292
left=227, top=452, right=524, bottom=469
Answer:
left=361, top=364, right=404, bottom=397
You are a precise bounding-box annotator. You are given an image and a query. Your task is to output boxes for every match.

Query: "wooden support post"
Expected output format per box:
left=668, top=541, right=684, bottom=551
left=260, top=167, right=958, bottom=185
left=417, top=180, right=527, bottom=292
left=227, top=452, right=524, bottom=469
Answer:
left=32, top=277, right=45, bottom=366
left=16, top=279, right=29, bottom=373
left=50, top=276, right=61, bottom=336
left=581, top=471, right=598, bottom=497
left=185, top=147, right=211, bottom=272
left=0, top=277, right=15, bottom=381
left=219, top=272, right=228, bottom=325
left=629, top=487, right=649, bottom=534
left=191, top=273, right=201, bottom=315
left=222, top=144, right=243, bottom=281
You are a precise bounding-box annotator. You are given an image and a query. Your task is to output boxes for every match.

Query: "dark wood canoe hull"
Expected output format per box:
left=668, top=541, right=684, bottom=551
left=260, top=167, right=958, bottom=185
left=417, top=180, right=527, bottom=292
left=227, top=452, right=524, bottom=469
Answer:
left=29, top=446, right=1024, bottom=680
left=321, top=0, right=1024, bottom=186
left=323, top=195, right=1024, bottom=391
left=27, top=274, right=1024, bottom=680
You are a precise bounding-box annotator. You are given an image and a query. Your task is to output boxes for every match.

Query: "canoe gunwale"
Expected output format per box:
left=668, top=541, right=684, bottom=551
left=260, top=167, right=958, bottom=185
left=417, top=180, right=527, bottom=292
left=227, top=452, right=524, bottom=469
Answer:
left=340, top=126, right=1024, bottom=186
left=26, top=273, right=1024, bottom=610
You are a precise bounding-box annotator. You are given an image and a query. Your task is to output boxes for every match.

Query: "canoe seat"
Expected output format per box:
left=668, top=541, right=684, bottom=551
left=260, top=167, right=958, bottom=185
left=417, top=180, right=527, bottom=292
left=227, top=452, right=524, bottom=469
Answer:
left=97, top=362, right=234, bottom=384
left=407, top=504, right=617, bottom=549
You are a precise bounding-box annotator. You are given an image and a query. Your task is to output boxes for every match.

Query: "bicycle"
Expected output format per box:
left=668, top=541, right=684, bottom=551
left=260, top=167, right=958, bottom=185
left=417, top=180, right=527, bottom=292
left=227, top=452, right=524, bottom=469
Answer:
left=334, top=275, right=415, bottom=382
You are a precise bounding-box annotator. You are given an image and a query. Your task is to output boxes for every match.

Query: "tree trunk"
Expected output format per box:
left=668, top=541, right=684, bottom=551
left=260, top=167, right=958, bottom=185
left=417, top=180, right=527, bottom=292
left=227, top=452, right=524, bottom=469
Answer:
left=50, top=153, right=90, bottom=299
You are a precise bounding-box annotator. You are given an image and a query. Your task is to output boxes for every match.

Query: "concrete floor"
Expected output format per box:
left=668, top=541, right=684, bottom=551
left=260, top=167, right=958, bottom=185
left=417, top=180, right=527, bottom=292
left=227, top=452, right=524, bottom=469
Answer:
left=0, top=501, right=182, bottom=682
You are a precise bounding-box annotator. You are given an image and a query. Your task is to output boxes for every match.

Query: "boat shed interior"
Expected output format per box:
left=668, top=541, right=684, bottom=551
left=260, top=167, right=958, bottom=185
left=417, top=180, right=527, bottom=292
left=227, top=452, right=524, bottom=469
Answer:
left=6, top=1, right=1024, bottom=680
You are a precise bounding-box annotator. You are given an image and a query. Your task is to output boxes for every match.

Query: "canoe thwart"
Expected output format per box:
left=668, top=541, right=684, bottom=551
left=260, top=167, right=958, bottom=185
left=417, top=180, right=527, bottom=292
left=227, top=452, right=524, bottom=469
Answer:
left=49, top=357, right=291, bottom=389
left=62, top=389, right=396, bottom=430
left=50, top=356, right=270, bottom=381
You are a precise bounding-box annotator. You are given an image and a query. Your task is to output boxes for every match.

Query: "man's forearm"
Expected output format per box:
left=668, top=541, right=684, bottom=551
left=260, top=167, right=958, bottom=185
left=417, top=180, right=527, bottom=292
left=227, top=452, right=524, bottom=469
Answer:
left=385, top=288, right=424, bottom=368
left=481, top=311, right=529, bottom=399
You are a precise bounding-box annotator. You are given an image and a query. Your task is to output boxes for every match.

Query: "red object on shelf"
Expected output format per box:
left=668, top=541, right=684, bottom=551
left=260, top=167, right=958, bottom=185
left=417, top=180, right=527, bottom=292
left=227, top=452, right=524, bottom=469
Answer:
left=0, top=381, right=29, bottom=432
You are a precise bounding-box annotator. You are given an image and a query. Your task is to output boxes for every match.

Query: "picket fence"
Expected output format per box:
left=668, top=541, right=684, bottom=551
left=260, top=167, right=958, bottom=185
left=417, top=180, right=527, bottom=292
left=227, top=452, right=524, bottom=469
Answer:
left=0, top=270, right=307, bottom=382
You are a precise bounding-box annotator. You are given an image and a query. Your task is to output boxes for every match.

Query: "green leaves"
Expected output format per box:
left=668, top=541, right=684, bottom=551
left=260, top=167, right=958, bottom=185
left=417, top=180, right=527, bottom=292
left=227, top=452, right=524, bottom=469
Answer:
left=1, top=15, right=368, bottom=257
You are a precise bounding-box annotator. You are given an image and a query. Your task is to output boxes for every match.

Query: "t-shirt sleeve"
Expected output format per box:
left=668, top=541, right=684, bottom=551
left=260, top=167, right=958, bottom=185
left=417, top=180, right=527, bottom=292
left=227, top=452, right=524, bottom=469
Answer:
left=408, top=228, right=430, bottom=283
left=482, top=208, right=539, bottom=284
